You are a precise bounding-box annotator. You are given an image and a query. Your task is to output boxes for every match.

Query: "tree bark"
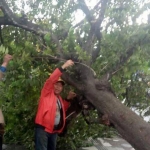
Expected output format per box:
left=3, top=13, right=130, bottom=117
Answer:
left=1, top=1, right=150, bottom=150
left=83, top=78, right=150, bottom=150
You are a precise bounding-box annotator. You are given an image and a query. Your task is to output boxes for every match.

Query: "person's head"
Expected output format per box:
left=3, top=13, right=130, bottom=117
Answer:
left=54, top=78, right=65, bottom=96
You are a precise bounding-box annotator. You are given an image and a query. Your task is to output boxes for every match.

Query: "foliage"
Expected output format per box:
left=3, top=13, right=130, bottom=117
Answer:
left=0, top=0, right=150, bottom=149
left=57, top=113, right=115, bottom=150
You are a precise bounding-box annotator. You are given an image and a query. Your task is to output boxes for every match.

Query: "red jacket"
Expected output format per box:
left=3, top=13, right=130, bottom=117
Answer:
left=35, top=68, right=70, bottom=133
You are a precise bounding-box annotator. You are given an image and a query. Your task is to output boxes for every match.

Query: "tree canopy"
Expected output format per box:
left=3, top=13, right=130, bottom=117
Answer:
left=0, top=0, right=150, bottom=149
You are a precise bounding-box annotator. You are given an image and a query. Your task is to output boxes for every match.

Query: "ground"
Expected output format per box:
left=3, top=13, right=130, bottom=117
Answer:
left=78, top=137, right=135, bottom=150
left=2, top=137, right=134, bottom=150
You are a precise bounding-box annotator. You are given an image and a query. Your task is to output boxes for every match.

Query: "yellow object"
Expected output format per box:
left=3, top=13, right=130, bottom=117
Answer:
left=49, top=73, right=65, bottom=85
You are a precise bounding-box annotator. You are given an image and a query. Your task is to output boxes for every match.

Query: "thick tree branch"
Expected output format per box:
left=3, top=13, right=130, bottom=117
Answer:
left=77, top=0, right=95, bottom=24
left=61, top=72, right=84, bottom=91
left=76, top=0, right=96, bottom=56
left=0, top=1, right=46, bottom=35
left=73, top=0, right=101, bottom=29
left=76, top=0, right=99, bottom=61
left=0, top=17, right=12, bottom=25
left=73, top=1, right=103, bottom=59
left=92, top=42, right=101, bottom=62
left=77, top=0, right=108, bottom=62
left=91, top=0, right=109, bottom=62
left=83, top=27, right=95, bottom=56
left=94, top=0, right=102, bottom=10
left=0, top=0, right=64, bottom=57
left=96, top=0, right=108, bottom=28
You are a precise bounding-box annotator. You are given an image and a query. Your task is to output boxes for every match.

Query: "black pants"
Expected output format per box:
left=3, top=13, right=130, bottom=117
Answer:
left=0, top=135, right=2, bottom=150
left=35, top=126, right=57, bottom=150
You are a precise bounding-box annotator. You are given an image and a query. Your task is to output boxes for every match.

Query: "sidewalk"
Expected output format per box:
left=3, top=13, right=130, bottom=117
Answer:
left=2, top=137, right=135, bottom=150
left=78, top=137, right=135, bottom=150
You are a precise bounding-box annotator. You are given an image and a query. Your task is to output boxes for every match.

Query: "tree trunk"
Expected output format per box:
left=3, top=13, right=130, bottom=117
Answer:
left=83, top=79, right=150, bottom=150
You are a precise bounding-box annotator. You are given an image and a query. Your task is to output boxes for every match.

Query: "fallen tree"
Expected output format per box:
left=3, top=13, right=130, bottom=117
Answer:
left=0, top=0, right=150, bottom=149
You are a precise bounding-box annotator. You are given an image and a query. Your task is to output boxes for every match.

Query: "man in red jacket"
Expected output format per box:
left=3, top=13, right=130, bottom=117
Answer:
left=35, top=60, right=76, bottom=150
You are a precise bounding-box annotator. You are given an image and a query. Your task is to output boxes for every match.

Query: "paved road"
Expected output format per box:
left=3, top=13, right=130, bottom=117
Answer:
left=79, top=137, right=135, bottom=150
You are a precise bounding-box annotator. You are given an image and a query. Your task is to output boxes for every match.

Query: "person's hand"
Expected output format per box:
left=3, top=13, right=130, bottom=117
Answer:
left=62, top=60, right=74, bottom=69
left=2, top=54, right=13, bottom=67
left=67, top=91, right=76, bottom=100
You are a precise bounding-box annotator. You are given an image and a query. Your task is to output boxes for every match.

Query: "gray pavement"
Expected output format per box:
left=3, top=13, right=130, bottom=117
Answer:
left=79, top=137, right=135, bottom=150
left=2, top=137, right=135, bottom=150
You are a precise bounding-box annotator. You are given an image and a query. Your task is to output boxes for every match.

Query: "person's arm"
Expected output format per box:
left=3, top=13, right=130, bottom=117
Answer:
left=64, top=91, right=77, bottom=111
left=65, top=91, right=77, bottom=102
left=0, top=71, right=4, bottom=81
left=42, top=60, right=74, bottom=92
left=0, top=54, right=12, bottom=81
